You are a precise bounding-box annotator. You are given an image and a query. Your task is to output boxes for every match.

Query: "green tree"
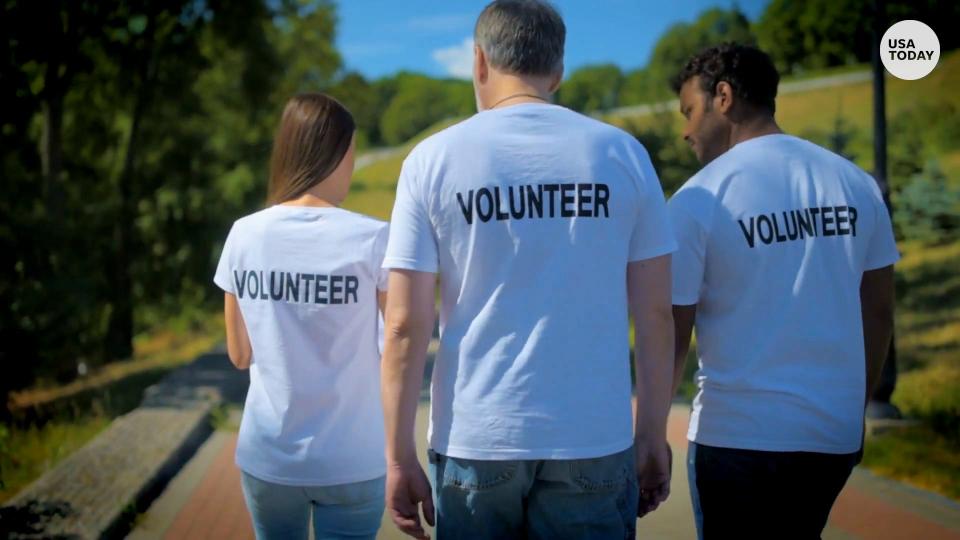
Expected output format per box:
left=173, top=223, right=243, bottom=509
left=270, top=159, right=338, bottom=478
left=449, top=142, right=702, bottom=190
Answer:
left=557, top=64, right=623, bottom=112
left=755, top=0, right=960, bottom=75
left=379, top=74, right=473, bottom=145
left=620, top=8, right=755, bottom=105
left=894, top=161, right=960, bottom=243
left=0, top=0, right=342, bottom=413
left=620, top=115, right=700, bottom=195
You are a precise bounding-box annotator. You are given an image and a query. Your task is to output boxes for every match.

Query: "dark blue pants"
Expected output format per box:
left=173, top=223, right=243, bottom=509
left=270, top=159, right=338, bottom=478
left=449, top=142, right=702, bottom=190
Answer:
left=688, top=442, right=858, bottom=540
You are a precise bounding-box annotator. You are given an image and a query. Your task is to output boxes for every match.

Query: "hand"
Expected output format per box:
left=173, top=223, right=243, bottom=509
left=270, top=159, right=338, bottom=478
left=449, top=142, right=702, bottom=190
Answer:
left=636, top=441, right=672, bottom=518
left=386, top=459, right=436, bottom=539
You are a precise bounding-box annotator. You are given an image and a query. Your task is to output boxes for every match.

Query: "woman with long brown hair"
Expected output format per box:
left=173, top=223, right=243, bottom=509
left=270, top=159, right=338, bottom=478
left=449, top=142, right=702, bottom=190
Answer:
left=214, top=93, right=388, bottom=539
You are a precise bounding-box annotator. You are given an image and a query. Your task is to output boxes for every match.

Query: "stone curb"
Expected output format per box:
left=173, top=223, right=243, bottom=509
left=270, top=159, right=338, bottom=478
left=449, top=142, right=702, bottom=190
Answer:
left=0, top=351, right=246, bottom=539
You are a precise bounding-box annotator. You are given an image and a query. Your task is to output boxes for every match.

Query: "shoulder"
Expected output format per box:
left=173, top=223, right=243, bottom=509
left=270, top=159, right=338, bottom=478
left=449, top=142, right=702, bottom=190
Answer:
left=668, top=153, right=738, bottom=228
left=679, top=147, right=740, bottom=194
left=550, top=107, right=646, bottom=151
left=229, top=206, right=277, bottom=235
left=335, top=208, right=389, bottom=236
left=785, top=136, right=884, bottom=197
left=404, top=115, right=477, bottom=165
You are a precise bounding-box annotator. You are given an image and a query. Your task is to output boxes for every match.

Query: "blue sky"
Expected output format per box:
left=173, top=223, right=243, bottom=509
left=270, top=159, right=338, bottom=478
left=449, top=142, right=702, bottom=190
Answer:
left=335, top=0, right=771, bottom=80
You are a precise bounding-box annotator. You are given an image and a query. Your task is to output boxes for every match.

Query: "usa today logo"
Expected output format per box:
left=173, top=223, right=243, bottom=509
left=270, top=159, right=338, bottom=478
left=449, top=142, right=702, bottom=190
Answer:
left=881, top=20, right=940, bottom=80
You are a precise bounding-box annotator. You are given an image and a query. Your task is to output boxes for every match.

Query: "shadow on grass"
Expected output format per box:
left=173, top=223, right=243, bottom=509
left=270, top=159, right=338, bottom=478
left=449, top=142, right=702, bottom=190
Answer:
left=7, top=367, right=176, bottom=431
left=0, top=499, right=78, bottom=539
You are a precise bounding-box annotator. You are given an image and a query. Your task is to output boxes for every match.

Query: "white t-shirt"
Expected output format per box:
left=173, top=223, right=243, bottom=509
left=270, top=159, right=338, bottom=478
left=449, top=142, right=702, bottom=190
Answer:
left=214, top=205, right=389, bottom=485
left=669, top=134, right=900, bottom=454
left=383, top=103, right=677, bottom=460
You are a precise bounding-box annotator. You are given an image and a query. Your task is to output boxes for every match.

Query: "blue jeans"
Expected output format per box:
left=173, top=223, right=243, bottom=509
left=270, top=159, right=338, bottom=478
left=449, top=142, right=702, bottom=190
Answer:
left=686, top=443, right=705, bottom=540
left=428, top=447, right=638, bottom=539
left=240, top=471, right=384, bottom=540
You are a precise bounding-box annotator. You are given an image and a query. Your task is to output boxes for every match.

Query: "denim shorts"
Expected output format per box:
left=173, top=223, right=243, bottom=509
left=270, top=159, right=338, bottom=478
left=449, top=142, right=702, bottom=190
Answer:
left=428, top=447, right=638, bottom=539
left=240, top=471, right=384, bottom=540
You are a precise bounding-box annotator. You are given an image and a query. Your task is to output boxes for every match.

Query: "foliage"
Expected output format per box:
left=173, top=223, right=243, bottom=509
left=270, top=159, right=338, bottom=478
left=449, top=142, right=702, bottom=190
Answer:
left=557, top=64, right=623, bottom=112
left=862, top=424, right=960, bottom=500
left=756, top=0, right=960, bottom=76
left=620, top=8, right=755, bottom=105
left=617, top=114, right=700, bottom=195
left=378, top=73, right=473, bottom=145
left=893, top=161, right=960, bottom=243
left=810, top=115, right=859, bottom=161
left=0, top=0, right=340, bottom=411
left=894, top=362, right=960, bottom=440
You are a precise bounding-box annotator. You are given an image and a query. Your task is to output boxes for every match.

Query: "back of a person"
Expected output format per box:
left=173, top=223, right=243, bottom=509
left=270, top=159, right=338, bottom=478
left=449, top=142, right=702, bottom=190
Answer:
left=679, top=134, right=889, bottom=453
left=380, top=2, right=678, bottom=537
left=669, top=43, right=899, bottom=539
left=215, top=93, right=388, bottom=539
left=224, top=205, right=387, bottom=483
left=407, top=104, right=667, bottom=457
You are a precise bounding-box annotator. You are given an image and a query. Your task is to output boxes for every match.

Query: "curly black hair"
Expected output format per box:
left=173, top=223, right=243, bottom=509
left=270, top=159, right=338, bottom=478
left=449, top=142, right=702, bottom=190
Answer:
left=671, top=43, right=780, bottom=114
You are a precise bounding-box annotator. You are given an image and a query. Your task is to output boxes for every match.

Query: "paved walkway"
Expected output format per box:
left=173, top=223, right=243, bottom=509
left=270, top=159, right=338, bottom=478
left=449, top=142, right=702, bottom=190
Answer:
left=129, top=403, right=960, bottom=540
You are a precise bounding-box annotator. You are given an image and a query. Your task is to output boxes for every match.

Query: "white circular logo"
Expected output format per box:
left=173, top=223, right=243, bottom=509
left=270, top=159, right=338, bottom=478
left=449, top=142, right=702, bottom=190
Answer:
left=881, top=20, right=940, bottom=80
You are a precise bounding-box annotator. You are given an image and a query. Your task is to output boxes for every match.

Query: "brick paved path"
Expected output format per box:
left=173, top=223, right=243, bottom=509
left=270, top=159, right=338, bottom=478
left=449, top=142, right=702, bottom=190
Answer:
left=131, top=405, right=960, bottom=540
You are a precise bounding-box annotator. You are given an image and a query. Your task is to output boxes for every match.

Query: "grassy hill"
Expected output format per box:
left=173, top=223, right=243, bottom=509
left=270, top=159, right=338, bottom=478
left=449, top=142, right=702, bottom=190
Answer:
left=344, top=117, right=461, bottom=220
left=347, top=50, right=960, bottom=222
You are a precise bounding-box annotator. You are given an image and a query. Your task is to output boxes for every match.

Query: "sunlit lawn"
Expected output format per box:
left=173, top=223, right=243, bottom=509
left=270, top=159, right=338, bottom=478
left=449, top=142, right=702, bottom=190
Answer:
left=863, top=425, right=960, bottom=501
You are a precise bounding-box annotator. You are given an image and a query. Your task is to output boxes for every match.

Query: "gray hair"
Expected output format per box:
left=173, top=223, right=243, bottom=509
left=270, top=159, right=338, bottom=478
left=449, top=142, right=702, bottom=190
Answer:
left=474, top=0, right=565, bottom=76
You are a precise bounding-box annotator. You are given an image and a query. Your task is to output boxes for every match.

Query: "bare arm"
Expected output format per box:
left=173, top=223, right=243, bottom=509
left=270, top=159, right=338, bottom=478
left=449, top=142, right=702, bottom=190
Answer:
left=379, top=290, right=388, bottom=317
left=629, top=254, right=675, bottom=515
left=382, top=269, right=436, bottom=538
left=861, top=265, right=895, bottom=406
left=224, top=292, right=251, bottom=370
left=671, top=305, right=696, bottom=396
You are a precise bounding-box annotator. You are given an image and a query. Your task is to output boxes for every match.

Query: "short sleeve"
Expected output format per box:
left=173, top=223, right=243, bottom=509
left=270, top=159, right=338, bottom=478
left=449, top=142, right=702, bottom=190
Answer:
left=863, top=186, right=900, bottom=270
left=628, top=142, right=678, bottom=261
left=213, top=224, right=237, bottom=294
left=382, top=154, right=439, bottom=273
left=372, top=223, right=390, bottom=291
left=668, top=188, right=708, bottom=306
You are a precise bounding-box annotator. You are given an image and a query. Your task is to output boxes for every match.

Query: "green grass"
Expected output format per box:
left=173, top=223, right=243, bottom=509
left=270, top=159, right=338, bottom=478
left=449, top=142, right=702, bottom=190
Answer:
left=0, top=315, right=224, bottom=503
left=0, top=419, right=110, bottom=502
left=862, top=425, right=960, bottom=501
left=209, top=403, right=241, bottom=432
left=855, top=238, right=960, bottom=501
left=778, top=62, right=869, bottom=83
left=345, top=117, right=464, bottom=220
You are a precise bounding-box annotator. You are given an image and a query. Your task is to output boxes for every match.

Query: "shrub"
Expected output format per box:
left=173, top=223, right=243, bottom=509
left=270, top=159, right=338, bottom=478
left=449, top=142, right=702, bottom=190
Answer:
left=893, top=160, right=960, bottom=244
left=894, top=361, right=960, bottom=441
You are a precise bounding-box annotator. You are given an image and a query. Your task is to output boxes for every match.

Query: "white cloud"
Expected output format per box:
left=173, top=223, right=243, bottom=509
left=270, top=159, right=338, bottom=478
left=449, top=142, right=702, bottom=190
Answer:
left=432, top=37, right=474, bottom=80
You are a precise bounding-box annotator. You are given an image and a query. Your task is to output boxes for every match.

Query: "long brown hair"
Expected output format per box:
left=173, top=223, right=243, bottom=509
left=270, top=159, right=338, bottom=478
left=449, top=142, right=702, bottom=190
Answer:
left=267, top=93, right=355, bottom=205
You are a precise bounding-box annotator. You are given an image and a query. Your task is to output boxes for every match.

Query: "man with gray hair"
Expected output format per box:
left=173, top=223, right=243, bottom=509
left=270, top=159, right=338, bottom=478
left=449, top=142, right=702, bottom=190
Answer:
left=380, top=1, right=677, bottom=537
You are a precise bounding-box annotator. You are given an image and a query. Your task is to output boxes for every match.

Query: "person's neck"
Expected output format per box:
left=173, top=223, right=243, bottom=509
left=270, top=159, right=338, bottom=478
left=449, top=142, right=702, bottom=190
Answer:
left=280, top=191, right=339, bottom=208
left=484, top=76, right=553, bottom=110
left=729, top=115, right=783, bottom=149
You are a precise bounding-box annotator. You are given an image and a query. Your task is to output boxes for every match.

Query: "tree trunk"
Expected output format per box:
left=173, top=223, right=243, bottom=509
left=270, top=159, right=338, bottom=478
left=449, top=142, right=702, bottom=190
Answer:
left=104, top=16, right=156, bottom=361
left=40, top=76, right=65, bottom=217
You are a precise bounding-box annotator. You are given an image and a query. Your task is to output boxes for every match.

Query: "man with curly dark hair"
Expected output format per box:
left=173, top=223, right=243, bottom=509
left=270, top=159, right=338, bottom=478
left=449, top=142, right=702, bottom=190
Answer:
left=668, top=43, right=899, bottom=539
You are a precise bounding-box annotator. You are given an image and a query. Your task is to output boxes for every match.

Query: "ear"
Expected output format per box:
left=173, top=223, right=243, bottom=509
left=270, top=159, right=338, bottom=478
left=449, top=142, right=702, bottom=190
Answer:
left=714, top=81, right=734, bottom=114
left=474, top=45, right=488, bottom=84
left=547, top=64, right=563, bottom=94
